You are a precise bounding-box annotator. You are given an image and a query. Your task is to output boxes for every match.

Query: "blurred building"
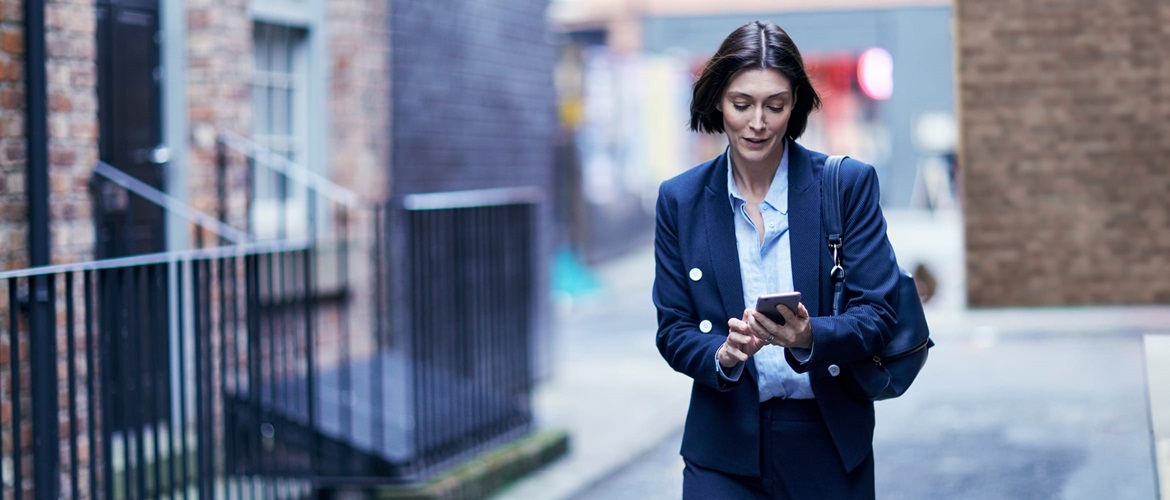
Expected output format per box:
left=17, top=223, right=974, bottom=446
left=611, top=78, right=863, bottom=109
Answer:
left=0, top=0, right=558, bottom=496
left=549, top=0, right=957, bottom=263
left=957, top=0, right=1170, bottom=306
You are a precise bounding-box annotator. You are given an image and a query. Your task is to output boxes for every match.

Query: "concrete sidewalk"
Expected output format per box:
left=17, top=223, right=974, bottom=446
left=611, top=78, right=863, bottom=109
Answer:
left=493, top=245, right=690, bottom=500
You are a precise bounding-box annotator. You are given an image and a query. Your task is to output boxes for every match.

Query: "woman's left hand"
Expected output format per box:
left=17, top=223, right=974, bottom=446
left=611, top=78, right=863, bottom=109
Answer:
left=746, top=303, right=812, bottom=349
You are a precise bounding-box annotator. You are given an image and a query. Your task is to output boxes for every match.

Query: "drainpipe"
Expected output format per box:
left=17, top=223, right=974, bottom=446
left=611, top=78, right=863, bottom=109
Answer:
left=25, top=0, right=47, bottom=265
left=25, top=0, right=60, bottom=496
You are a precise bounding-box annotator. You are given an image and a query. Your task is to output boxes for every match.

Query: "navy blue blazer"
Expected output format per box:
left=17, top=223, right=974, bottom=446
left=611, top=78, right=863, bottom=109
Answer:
left=653, top=142, right=900, bottom=476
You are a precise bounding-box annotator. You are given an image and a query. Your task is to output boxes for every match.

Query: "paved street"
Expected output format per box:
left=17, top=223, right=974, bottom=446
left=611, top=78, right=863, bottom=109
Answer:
left=573, top=333, right=1157, bottom=499
left=497, top=210, right=1168, bottom=500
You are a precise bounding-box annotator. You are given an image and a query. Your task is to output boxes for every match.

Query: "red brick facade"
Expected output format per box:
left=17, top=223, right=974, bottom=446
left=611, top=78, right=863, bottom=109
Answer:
left=0, top=0, right=98, bottom=271
left=1, top=1, right=391, bottom=496
left=329, top=0, right=391, bottom=200
left=0, top=2, right=26, bottom=270
left=958, top=0, right=1170, bottom=306
left=0, top=0, right=390, bottom=289
left=46, top=0, right=98, bottom=263
left=186, top=0, right=251, bottom=229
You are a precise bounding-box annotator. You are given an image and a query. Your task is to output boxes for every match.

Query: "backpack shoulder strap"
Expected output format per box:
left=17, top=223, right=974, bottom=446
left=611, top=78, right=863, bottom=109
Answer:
left=821, top=155, right=848, bottom=247
left=822, top=155, right=849, bottom=315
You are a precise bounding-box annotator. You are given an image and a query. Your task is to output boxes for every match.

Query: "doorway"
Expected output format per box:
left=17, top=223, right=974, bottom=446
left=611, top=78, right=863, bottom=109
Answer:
left=94, top=0, right=170, bottom=436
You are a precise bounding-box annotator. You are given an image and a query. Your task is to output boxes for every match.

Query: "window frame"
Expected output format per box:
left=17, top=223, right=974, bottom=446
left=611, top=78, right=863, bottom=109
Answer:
left=249, top=0, right=328, bottom=241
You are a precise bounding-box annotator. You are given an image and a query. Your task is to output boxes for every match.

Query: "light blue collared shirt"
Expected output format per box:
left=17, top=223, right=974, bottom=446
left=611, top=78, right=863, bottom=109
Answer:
left=716, top=143, right=814, bottom=400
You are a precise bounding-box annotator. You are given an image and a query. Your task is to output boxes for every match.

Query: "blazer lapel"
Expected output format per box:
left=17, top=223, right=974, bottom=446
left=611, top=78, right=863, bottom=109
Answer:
left=787, top=142, right=822, bottom=316
left=701, top=152, right=759, bottom=379
left=702, top=152, right=746, bottom=323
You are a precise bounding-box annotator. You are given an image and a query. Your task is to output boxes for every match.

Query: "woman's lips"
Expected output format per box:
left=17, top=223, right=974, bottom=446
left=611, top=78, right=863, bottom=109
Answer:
left=743, top=137, right=769, bottom=149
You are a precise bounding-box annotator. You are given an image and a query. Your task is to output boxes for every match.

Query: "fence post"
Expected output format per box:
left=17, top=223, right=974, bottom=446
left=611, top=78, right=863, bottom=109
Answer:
left=29, top=274, right=59, bottom=498
left=25, top=0, right=58, bottom=492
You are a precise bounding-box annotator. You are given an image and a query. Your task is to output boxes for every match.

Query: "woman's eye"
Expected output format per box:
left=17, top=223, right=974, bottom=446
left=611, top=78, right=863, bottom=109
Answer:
left=733, top=104, right=750, bottom=111
left=768, top=106, right=785, bottom=113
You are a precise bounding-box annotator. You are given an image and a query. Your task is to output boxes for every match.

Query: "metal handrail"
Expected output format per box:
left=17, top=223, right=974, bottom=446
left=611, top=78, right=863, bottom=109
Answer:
left=401, top=186, right=544, bottom=211
left=95, top=161, right=249, bottom=243
left=0, top=239, right=312, bottom=280
left=217, top=130, right=368, bottom=209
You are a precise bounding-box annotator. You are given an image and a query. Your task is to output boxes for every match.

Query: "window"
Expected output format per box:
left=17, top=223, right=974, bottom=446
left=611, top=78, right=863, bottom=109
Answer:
left=252, top=21, right=310, bottom=239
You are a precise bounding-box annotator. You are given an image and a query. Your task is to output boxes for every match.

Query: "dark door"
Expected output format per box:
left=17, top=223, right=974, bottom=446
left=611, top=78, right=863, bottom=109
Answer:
left=94, top=0, right=170, bottom=436
left=95, top=0, right=165, bottom=258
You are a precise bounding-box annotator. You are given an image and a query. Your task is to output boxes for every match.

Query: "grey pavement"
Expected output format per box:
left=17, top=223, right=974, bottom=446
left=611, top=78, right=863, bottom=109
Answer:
left=494, top=209, right=1170, bottom=499
left=493, top=239, right=692, bottom=500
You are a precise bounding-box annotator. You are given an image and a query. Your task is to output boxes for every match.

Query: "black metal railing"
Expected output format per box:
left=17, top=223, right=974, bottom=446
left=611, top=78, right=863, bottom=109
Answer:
left=0, top=241, right=317, bottom=499
left=0, top=142, right=543, bottom=496
left=216, top=134, right=542, bottom=486
left=398, top=188, right=542, bottom=477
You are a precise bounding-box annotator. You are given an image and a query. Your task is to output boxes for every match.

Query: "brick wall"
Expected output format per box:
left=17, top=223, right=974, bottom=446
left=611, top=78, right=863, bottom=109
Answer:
left=0, top=0, right=396, bottom=495
left=390, top=0, right=556, bottom=195
left=389, top=0, right=556, bottom=377
left=326, top=0, right=391, bottom=360
left=185, top=0, right=250, bottom=228
left=329, top=0, right=391, bottom=201
left=958, top=0, right=1170, bottom=306
left=0, top=1, right=25, bottom=271
left=47, top=2, right=100, bottom=495
left=2, top=1, right=99, bottom=495
left=0, top=0, right=98, bottom=272
left=46, top=0, right=97, bottom=263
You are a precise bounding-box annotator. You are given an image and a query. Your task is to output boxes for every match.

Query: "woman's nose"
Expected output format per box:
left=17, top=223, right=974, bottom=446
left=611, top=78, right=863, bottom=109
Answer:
left=749, top=110, right=766, bottom=130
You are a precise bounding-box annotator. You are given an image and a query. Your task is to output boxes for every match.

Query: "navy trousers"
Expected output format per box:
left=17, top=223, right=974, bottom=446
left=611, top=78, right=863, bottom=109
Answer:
left=682, top=398, right=875, bottom=499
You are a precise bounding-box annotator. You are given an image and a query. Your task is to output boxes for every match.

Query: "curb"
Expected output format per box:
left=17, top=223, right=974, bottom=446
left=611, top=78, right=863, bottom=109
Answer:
left=362, top=429, right=570, bottom=500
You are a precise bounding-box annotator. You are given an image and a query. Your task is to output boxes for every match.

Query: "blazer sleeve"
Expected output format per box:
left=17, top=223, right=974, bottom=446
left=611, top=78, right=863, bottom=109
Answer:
left=652, top=184, right=738, bottom=391
left=788, top=160, right=899, bottom=373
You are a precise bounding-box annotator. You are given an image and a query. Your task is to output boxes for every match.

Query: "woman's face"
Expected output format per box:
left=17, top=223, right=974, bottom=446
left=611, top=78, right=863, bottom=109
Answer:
left=719, top=68, right=794, bottom=169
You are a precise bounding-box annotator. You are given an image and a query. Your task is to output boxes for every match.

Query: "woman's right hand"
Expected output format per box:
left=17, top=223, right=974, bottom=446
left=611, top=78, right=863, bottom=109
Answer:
left=718, top=314, right=767, bottom=367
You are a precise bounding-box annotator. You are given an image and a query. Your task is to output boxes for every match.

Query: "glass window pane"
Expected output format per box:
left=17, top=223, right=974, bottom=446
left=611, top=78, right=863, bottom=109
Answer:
left=251, top=21, right=307, bottom=205
left=252, top=83, right=268, bottom=137
left=273, top=87, right=290, bottom=136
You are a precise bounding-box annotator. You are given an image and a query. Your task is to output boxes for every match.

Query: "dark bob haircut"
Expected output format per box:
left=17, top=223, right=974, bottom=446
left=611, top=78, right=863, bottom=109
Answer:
left=689, top=20, right=822, bottom=139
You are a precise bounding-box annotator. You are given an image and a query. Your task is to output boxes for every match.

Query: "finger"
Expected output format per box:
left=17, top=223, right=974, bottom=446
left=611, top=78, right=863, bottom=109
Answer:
left=746, top=335, right=767, bottom=349
left=728, top=317, right=751, bottom=334
left=750, top=308, right=776, bottom=327
left=730, top=333, right=765, bottom=356
left=747, top=313, right=779, bottom=345
left=721, top=341, right=750, bottom=362
left=796, top=302, right=810, bottom=319
left=727, top=331, right=756, bottom=346
left=747, top=311, right=774, bottom=337
left=776, top=303, right=797, bottom=324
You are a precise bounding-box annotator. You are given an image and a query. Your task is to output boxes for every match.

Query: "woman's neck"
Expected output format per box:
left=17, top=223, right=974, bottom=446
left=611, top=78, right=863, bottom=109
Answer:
left=730, top=143, right=785, bottom=200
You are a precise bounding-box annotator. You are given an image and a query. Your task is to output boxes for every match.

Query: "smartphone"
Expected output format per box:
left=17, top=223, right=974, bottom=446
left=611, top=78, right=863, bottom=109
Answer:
left=754, top=291, right=802, bottom=325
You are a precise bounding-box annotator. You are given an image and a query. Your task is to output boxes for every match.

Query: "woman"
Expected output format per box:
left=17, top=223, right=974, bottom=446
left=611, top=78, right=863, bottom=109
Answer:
left=653, top=20, right=901, bottom=499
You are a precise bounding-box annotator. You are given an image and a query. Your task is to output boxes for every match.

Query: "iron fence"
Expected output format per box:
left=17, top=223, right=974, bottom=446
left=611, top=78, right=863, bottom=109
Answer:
left=1, top=242, right=317, bottom=499
left=398, top=188, right=542, bottom=478
left=0, top=143, right=542, bottom=497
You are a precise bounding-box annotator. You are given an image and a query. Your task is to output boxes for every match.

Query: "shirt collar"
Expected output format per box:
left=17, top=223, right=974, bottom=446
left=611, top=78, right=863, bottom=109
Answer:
left=726, top=140, right=790, bottom=215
